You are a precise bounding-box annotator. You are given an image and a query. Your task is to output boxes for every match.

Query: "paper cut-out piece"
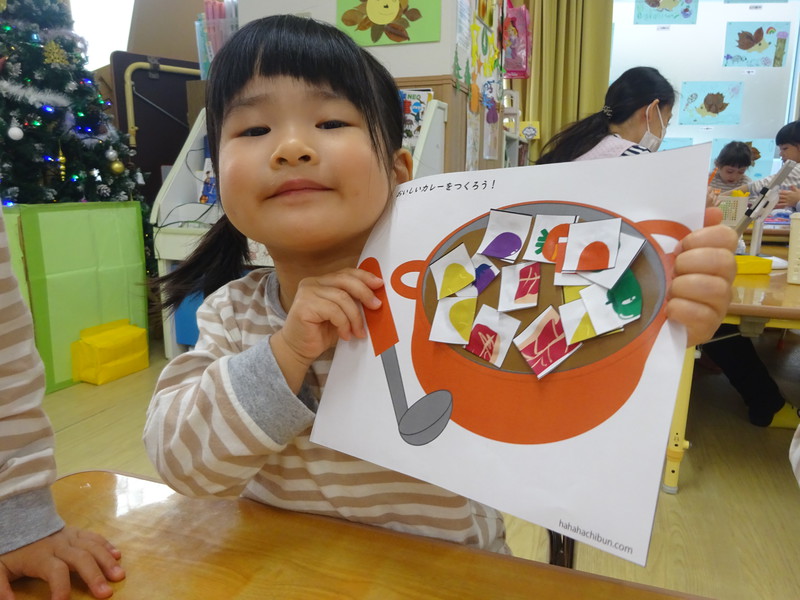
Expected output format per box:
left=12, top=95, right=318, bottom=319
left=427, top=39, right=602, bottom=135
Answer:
left=471, top=254, right=500, bottom=293
left=540, top=223, right=572, bottom=262
left=465, top=305, right=520, bottom=367
left=455, top=284, right=479, bottom=298
left=498, top=262, right=541, bottom=312
left=561, top=285, right=586, bottom=303
left=553, top=237, right=589, bottom=286
left=559, top=298, right=598, bottom=344
left=607, top=269, right=643, bottom=320
left=430, top=243, right=475, bottom=299
left=522, top=215, right=577, bottom=262
left=580, top=233, right=645, bottom=289
left=430, top=297, right=478, bottom=344
left=477, top=209, right=532, bottom=262
left=580, top=272, right=642, bottom=335
left=514, top=306, right=580, bottom=378
left=562, top=218, right=621, bottom=272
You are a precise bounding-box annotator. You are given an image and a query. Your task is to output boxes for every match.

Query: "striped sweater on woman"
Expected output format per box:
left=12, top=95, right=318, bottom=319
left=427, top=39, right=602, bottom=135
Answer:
left=144, top=269, right=508, bottom=553
left=0, top=207, right=64, bottom=555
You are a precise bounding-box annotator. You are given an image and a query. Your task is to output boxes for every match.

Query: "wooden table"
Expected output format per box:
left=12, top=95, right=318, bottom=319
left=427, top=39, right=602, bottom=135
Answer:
left=663, top=243, right=800, bottom=492
left=12, top=471, right=707, bottom=600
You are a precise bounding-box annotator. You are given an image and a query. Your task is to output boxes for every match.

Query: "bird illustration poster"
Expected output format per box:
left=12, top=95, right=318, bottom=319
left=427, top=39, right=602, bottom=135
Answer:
left=337, top=0, right=441, bottom=46
left=633, top=0, right=697, bottom=25
left=723, top=22, right=790, bottom=67
left=312, top=144, right=712, bottom=566
left=678, top=81, right=744, bottom=126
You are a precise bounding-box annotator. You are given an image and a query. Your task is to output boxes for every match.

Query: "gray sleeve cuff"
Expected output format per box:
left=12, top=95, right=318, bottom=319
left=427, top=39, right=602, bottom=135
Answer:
left=226, top=336, right=316, bottom=445
left=0, top=488, right=65, bottom=555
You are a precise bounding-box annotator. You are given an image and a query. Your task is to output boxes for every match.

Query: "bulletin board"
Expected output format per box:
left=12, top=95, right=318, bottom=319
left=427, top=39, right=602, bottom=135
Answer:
left=611, top=0, right=800, bottom=171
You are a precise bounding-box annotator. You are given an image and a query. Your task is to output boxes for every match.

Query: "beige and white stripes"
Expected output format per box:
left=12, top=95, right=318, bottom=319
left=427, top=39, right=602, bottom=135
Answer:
left=0, top=207, right=64, bottom=554
left=144, top=269, right=508, bottom=553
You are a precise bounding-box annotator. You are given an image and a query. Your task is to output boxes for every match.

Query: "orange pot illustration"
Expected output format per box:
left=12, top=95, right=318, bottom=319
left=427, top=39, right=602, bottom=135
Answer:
left=363, top=201, right=688, bottom=445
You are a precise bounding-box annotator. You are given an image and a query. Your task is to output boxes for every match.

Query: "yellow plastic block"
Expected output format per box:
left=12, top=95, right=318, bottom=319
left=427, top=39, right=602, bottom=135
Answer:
left=71, top=319, right=149, bottom=385
left=735, top=255, right=772, bottom=275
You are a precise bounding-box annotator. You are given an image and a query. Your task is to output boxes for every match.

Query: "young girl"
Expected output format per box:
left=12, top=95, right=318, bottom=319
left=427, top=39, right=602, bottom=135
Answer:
left=709, top=141, right=753, bottom=193
left=144, top=16, right=737, bottom=553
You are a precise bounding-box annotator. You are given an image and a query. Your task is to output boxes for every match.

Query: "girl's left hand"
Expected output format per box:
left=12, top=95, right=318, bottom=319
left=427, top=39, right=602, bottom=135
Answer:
left=667, top=207, right=737, bottom=347
left=778, top=185, right=800, bottom=210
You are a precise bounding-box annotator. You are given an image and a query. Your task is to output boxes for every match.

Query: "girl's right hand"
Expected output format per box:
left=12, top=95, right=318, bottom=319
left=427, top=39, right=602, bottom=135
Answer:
left=270, top=269, right=384, bottom=393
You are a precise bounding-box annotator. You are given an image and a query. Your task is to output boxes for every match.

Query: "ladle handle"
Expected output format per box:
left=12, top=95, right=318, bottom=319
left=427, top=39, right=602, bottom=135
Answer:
left=359, top=257, right=399, bottom=357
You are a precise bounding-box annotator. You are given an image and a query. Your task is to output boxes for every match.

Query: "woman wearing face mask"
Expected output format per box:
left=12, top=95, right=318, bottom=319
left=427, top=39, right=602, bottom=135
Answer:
left=536, top=66, right=672, bottom=164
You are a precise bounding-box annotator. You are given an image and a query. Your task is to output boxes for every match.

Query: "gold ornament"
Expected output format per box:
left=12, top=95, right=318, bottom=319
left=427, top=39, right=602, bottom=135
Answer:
left=109, top=160, right=125, bottom=175
left=58, top=146, right=66, bottom=181
left=43, top=41, right=69, bottom=66
left=0, top=0, right=6, bottom=12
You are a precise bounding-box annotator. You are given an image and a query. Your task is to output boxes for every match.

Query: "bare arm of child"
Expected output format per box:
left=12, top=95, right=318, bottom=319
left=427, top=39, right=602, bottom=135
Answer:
left=0, top=527, right=124, bottom=600
left=270, top=268, right=384, bottom=394
left=667, top=207, right=738, bottom=347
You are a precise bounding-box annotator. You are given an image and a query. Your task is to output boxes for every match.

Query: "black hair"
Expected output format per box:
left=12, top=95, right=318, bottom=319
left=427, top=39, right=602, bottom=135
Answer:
left=153, top=15, right=404, bottom=313
left=776, top=120, right=800, bottom=146
left=536, top=67, right=675, bottom=165
left=714, top=141, right=753, bottom=169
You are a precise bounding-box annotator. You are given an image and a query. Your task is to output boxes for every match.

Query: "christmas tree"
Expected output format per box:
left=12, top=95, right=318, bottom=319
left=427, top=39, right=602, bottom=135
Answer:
left=1, top=0, right=144, bottom=204
left=0, top=0, right=153, bottom=274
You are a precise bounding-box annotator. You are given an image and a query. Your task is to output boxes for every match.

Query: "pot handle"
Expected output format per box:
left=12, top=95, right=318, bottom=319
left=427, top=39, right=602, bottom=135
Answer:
left=390, top=260, right=427, bottom=300
left=636, top=219, right=691, bottom=246
left=359, top=257, right=398, bottom=357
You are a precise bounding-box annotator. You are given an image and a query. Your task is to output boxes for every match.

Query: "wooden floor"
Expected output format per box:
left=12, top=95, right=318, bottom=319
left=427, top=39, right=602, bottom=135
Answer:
left=44, top=331, right=800, bottom=600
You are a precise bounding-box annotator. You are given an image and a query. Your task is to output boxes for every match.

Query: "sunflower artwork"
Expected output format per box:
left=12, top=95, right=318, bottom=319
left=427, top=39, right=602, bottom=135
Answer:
left=339, top=0, right=438, bottom=45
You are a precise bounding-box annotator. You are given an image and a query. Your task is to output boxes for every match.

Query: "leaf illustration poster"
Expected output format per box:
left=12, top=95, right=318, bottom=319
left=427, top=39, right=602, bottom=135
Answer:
left=337, top=0, right=441, bottom=46
left=678, top=81, right=744, bottom=126
left=312, top=145, right=712, bottom=566
left=633, top=0, right=697, bottom=25
left=723, top=22, right=791, bottom=67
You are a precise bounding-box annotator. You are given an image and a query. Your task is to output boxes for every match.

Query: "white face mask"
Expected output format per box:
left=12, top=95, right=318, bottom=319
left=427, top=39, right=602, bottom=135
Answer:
left=639, top=103, right=666, bottom=152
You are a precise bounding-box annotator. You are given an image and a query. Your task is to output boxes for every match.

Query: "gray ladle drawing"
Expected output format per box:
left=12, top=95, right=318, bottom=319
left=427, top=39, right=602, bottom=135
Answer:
left=360, top=257, right=453, bottom=446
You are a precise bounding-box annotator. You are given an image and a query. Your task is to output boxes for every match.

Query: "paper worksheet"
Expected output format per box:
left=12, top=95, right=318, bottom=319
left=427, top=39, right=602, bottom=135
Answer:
left=312, top=145, right=710, bottom=565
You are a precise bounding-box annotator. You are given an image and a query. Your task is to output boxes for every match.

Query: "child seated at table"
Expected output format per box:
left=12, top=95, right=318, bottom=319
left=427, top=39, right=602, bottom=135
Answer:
left=143, top=16, right=737, bottom=554
left=709, top=141, right=754, bottom=194
left=741, top=121, right=800, bottom=210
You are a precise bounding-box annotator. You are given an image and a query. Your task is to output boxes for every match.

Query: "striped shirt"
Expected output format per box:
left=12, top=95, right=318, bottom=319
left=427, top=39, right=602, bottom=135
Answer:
left=747, top=162, right=800, bottom=203
left=0, top=207, right=64, bottom=555
left=144, top=269, right=508, bottom=553
left=575, top=134, right=650, bottom=161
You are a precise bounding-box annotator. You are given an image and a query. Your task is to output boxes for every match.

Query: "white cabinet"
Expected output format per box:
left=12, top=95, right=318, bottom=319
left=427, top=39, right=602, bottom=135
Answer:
left=151, top=109, right=272, bottom=358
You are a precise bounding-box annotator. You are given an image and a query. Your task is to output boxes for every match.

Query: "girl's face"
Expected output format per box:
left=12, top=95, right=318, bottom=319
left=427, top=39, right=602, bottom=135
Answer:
left=718, top=165, right=748, bottom=185
left=218, top=75, right=410, bottom=262
left=779, top=143, right=800, bottom=164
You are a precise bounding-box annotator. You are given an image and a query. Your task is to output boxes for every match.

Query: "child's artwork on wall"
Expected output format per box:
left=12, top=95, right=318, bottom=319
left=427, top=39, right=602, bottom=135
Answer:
left=678, top=81, right=743, bottom=125
left=468, top=1, right=502, bottom=162
left=337, top=0, right=441, bottom=45
left=633, top=0, right=697, bottom=25
left=312, top=144, right=711, bottom=566
left=723, top=22, right=791, bottom=67
left=710, top=137, right=775, bottom=180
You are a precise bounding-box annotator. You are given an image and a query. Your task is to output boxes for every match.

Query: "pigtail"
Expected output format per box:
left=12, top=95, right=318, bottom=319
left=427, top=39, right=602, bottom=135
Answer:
left=536, top=112, right=610, bottom=165
left=151, top=214, right=249, bottom=314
